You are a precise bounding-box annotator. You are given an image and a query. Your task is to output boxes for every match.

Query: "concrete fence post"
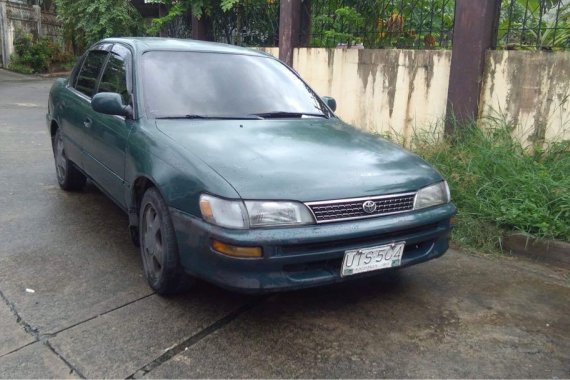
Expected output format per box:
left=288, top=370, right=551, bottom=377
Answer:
left=445, top=0, right=501, bottom=135
left=33, top=4, right=42, bottom=37
left=0, top=1, right=9, bottom=67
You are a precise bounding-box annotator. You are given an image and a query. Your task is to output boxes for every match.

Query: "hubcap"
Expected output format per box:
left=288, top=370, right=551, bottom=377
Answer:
left=55, top=134, right=66, bottom=182
left=142, top=204, right=164, bottom=281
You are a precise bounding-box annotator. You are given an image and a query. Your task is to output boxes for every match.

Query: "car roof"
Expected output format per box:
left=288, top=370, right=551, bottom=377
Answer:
left=99, top=37, right=272, bottom=57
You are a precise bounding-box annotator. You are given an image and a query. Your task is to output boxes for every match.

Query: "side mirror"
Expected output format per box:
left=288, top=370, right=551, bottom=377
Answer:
left=92, top=92, right=132, bottom=118
left=322, top=96, right=337, bottom=112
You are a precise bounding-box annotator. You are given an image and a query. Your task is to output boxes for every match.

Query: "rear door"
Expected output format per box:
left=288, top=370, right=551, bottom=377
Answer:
left=82, top=43, right=134, bottom=207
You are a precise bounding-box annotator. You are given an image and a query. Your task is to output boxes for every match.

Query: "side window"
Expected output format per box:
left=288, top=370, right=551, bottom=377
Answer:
left=75, top=50, right=108, bottom=98
left=98, top=45, right=131, bottom=105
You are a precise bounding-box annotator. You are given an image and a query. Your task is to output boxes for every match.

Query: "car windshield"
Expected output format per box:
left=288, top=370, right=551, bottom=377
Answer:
left=141, top=51, right=329, bottom=119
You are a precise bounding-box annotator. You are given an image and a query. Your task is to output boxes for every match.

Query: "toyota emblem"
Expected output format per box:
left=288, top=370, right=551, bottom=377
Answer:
left=362, top=200, right=377, bottom=214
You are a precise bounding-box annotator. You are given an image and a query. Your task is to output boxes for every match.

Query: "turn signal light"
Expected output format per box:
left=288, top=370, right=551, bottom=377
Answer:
left=211, top=240, right=262, bottom=258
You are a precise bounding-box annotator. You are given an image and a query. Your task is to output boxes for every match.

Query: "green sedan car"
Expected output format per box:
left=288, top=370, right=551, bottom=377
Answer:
left=47, top=38, right=456, bottom=294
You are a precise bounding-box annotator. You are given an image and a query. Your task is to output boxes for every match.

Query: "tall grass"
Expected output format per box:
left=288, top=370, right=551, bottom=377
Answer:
left=389, top=121, right=570, bottom=252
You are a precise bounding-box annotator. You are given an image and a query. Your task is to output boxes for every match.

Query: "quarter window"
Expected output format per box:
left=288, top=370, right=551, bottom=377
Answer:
left=98, top=46, right=130, bottom=105
left=75, top=50, right=108, bottom=98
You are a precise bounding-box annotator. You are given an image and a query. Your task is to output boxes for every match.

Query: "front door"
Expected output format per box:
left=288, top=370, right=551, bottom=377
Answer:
left=82, top=44, right=134, bottom=207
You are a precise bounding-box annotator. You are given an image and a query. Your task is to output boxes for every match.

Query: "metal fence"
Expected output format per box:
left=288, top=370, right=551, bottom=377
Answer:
left=150, top=0, right=570, bottom=51
left=161, top=14, right=193, bottom=39
left=306, top=0, right=456, bottom=49
left=498, top=0, right=570, bottom=50
left=212, top=1, right=280, bottom=46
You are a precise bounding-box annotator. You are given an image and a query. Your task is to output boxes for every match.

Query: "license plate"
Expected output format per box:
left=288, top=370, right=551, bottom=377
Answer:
left=341, top=242, right=405, bottom=277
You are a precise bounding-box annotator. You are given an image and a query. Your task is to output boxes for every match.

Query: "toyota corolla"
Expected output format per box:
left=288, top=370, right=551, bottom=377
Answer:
left=47, top=38, right=456, bottom=294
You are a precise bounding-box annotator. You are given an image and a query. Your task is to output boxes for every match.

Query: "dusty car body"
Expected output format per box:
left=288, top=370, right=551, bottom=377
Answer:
left=47, top=38, right=456, bottom=294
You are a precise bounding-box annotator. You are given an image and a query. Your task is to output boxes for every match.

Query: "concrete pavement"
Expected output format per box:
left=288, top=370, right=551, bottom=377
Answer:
left=0, top=68, right=569, bottom=378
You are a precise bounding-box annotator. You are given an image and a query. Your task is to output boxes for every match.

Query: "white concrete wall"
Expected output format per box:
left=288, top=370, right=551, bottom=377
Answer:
left=260, top=48, right=570, bottom=144
left=293, top=48, right=451, bottom=140
left=480, top=51, right=570, bottom=144
left=0, top=1, right=62, bottom=67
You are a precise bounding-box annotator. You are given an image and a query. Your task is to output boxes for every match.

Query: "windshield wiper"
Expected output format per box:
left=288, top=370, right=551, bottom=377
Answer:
left=251, top=111, right=327, bottom=119
left=156, top=114, right=262, bottom=120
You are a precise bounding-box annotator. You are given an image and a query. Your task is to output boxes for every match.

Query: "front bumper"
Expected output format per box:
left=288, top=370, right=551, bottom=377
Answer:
left=170, top=203, right=456, bottom=293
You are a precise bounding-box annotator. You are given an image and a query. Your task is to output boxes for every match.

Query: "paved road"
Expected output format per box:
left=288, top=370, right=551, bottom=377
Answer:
left=0, top=69, right=569, bottom=379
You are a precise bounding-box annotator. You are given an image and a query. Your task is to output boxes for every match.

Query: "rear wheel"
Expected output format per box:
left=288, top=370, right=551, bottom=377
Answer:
left=52, top=128, right=86, bottom=191
left=139, top=187, right=193, bottom=294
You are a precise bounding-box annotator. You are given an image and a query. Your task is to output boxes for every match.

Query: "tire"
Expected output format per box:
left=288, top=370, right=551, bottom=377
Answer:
left=139, top=187, right=193, bottom=294
left=52, top=128, right=86, bottom=191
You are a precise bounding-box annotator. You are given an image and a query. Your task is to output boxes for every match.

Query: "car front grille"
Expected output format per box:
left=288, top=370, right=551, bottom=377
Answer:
left=306, top=192, right=416, bottom=223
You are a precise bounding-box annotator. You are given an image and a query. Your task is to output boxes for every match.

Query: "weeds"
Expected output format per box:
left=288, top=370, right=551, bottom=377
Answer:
left=385, top=120, right=570, bottom=252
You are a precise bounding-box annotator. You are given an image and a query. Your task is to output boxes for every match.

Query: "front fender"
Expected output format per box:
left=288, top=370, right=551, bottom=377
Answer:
left=124, top=120, right=241, bottom=218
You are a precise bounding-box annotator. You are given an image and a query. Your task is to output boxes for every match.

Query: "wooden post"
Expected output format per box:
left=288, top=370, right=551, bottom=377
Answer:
left=279, top=0, right=301, bottom=66
left=191, top=15, right=213, bottom=41
left=445, top=0, right=501, bottom=134
left=158, top=4, right=167, bottom=37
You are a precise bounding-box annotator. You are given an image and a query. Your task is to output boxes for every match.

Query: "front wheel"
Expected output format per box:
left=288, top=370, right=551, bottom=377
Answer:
left=139, top=187, right=193, bottom=294
left=52, top=128, right=86, bottom=191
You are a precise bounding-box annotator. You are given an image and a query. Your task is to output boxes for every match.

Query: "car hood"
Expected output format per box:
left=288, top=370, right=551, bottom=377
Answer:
left=156, top=118, right=442, bottom=202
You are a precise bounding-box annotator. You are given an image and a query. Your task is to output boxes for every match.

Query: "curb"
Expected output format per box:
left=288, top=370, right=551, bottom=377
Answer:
left=503, top=232, right=570, bottom=269
left=38, top=71, right=71, bottom=78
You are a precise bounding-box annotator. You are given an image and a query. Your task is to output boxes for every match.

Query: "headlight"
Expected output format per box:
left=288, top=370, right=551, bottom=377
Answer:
left=414, top=181, right=451, bottom=210
left=199, top=194, right=315, bottom=229
left=244, top=201, right=315, bottom=227
left=199, top=194, right=248, bottom=229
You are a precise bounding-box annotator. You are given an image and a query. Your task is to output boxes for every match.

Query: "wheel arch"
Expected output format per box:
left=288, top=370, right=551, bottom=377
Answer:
left=132, top=176, right=156, bottom=215
left=50, top=120, right=59, bottom=140
left=128, top=175, right=170, bottom=246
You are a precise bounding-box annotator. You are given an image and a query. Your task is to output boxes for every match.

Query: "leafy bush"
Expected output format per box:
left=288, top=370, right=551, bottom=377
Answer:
left=395, top=122, right=570, bottom=252
left=9, top=31, right=74, bottom=74
left=7, top=62, right=34, bottom=75
left=10, top=32, right=55, bottom=73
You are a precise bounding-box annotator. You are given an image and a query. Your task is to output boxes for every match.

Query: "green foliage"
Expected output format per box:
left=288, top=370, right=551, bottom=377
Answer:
left=310, top=0, right=455, bottom=49
left=314, top=6, right=364, bottom=47
left=9, top=29, right=75, bottom=74
left=221, top=0, right=241, bottom=12
left=149, top=0, right=279, bottom=46
left=498, top=0, right=570, bottom=50
left=55, top=0, right=143, bottom=51
left=148, top=2, right=187, bottom=35
left=393, top=122, right=570, bottom=252
left=309, top=0, right=568, bottom=50
left=8, top=62, right=35, bottom=75
left=148, top=0, right=231, bottom=25
left=10, top=32, right=54, bottom=73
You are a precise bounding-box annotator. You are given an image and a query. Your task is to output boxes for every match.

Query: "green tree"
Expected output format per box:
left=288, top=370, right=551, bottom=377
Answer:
left=55, top=0, right=143, bottom=53
left=149, top=0, right=279, bottom=46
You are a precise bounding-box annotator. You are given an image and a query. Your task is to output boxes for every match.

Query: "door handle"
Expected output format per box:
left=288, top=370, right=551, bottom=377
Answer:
left=83, top=118, right=92, bottom=128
